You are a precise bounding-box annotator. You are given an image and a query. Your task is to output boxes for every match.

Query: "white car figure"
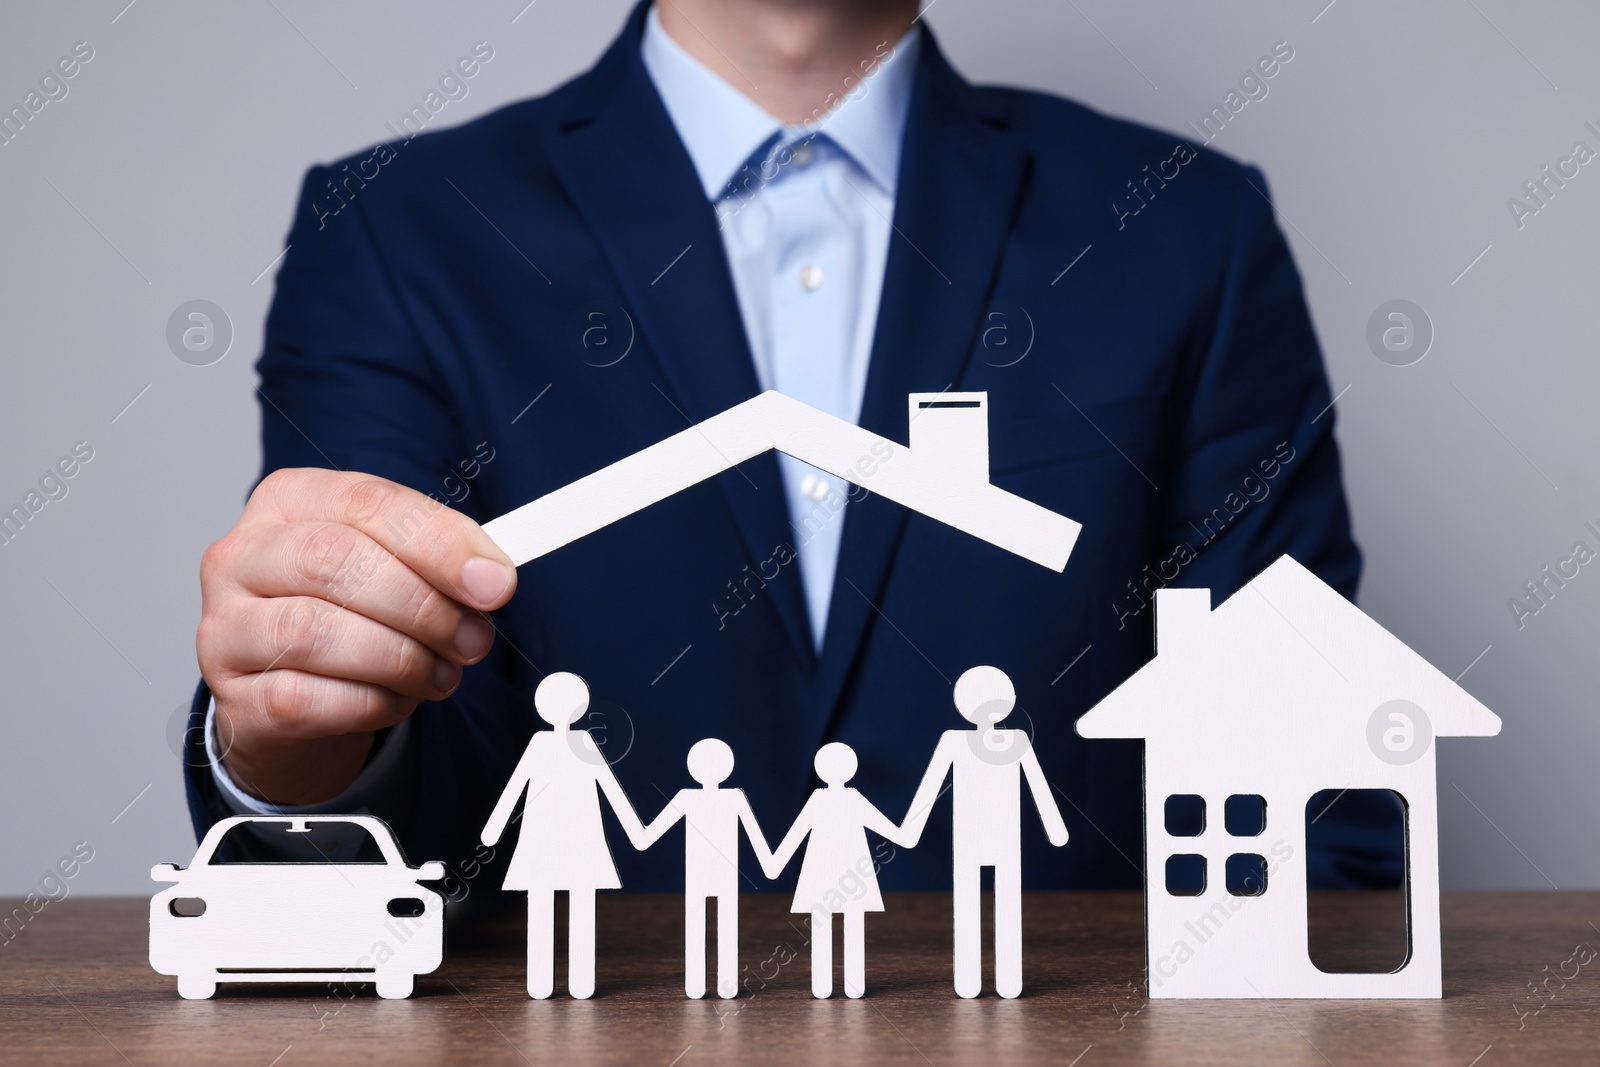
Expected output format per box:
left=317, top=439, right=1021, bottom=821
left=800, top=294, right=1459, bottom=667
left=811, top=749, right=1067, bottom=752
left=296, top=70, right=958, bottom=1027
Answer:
left=150, top=815, right=446, bottom=999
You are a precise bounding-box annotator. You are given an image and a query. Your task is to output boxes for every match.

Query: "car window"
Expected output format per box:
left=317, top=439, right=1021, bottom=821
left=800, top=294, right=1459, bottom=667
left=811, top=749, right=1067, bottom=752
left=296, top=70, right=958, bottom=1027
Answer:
left=208, top=820, right=390, bottom=865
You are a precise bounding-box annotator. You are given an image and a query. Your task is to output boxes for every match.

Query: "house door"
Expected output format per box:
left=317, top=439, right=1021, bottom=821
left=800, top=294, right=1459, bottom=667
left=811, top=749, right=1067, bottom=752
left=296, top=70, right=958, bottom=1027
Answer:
left=1303, top=788, right=1411, bottom=974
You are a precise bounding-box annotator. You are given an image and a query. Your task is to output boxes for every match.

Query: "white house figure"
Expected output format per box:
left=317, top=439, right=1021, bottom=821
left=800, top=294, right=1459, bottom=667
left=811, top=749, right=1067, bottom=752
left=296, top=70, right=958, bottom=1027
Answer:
left=1075, top=555, right=1501, bottom=999
left=484, top=391, right=1081, bottom=572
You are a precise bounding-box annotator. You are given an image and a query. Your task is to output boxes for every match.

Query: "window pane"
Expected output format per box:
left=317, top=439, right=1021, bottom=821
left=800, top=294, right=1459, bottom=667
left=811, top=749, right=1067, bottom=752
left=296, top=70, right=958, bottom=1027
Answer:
left=211, top=820, right=386, bottom=864
left=1225, top=853, right=1267, bottom=896
left=1165, top=853, right=1206, bottom=896
left=1164, top=794, right=1205, bottom=837
left=1224, top=794, right=1267, bottom=837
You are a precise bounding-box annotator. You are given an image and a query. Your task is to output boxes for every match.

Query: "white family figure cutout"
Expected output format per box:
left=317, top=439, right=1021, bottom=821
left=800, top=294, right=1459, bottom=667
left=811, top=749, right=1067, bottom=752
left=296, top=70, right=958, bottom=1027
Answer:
left=900, top=665, right=1070, bottom=999
left=481, top=672, right=651, bottom=999
left=764, top=742, right=917, bottom=999
left=639, top=738, right=776, bottom=999
left=477, top=669, right=1066, bottom=1002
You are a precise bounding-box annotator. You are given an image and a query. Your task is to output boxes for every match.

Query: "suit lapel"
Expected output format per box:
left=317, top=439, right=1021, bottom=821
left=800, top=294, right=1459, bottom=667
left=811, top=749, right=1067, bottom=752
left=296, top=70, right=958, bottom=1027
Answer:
left=813, top=38, right=1034, bottom=726
left=544, top=5, right=816, bottom=668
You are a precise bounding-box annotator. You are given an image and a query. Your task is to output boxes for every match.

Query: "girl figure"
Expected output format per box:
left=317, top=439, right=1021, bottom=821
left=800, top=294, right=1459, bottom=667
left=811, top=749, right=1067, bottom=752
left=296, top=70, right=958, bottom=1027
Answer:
left=764, top=742, right=917, bottom=998
left=481, top=672, right=649, bottom=999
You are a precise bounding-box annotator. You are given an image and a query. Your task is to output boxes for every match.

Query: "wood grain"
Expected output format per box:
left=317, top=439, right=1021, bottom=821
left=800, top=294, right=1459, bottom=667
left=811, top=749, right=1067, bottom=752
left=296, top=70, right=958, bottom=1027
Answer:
left=0, top=892, right=1591, bottom=1065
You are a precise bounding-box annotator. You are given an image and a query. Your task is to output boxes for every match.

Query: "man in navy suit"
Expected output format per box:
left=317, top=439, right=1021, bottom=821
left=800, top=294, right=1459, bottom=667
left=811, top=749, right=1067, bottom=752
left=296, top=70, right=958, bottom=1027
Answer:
left=187, top=0, right=1380, bottom=896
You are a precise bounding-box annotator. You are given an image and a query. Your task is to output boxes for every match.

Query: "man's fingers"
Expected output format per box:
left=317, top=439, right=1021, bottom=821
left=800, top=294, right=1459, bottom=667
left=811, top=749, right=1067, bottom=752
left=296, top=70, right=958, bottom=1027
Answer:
left=207, top=597, right=462, bottom=702
left=217, top=668, right=418, bottom=742
left=196, top=467, right=514, bottom=806
left=251, top=468, right=518, bottom=612
left=217, top=521, right=495, bottom=665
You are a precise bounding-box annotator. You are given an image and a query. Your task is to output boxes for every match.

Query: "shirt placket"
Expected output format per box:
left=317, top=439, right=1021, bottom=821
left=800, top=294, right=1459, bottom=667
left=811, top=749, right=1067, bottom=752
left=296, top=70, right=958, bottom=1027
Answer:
left=766, top=140, right=856, bottom=647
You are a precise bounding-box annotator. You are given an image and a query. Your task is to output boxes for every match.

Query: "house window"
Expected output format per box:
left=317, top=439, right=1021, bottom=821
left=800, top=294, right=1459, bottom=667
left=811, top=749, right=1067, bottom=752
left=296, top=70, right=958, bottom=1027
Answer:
left=1224, top=794, right=1267, bottom=837
left=1164, top=794, right=1205, bottom=837
left=1225, top=853, right=1268, bottom=896
left=1165, top=854, right=1205, bottom=896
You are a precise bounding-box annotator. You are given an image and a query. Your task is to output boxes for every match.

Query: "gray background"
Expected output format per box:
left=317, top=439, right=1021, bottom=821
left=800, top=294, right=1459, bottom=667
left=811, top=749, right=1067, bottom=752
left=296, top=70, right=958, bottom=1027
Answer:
left=1, top=0, right=1594, bottom=895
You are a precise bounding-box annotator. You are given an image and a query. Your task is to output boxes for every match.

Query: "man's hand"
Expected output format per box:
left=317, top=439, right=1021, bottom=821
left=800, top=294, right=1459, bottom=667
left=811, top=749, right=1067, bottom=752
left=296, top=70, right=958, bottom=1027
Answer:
left=196, top=468, right=518, bottom=806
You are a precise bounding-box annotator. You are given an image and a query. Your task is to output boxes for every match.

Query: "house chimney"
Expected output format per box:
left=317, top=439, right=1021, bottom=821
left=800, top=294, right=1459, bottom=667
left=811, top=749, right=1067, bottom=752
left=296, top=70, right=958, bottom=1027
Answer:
left=1154, top=588, right=1211, bottom=656
left=907, top=392, right=988, bottom=482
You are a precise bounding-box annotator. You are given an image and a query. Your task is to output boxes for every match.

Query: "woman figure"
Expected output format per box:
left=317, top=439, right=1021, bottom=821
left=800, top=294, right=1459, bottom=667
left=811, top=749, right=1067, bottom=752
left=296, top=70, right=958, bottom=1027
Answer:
left=481, top=672, right=649, bottom=999
left=764, top=742, right=916, bottom=998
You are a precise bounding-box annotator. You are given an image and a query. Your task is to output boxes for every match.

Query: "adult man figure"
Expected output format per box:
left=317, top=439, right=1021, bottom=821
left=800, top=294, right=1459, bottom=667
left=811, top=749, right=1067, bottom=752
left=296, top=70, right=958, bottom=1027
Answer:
left=900, top=666, right=1068, bottom=998
left=640, top=739, right=776, bottom=999
left=186, top=0, right=1370, bottom=894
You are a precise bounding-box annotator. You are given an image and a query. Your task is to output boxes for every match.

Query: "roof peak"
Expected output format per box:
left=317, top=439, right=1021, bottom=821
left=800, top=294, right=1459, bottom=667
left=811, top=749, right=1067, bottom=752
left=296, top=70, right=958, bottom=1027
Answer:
left=1078, top=554, right=1502, bottom=740
left=484, top=389, right=1082, bottom=572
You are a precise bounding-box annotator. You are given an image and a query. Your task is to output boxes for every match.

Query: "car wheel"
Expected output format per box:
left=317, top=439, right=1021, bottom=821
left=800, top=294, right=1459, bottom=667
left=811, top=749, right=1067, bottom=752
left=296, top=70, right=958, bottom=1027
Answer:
left=375, top=973, right=414, bottom=999
left=177, top=974, right=217, bottom=1000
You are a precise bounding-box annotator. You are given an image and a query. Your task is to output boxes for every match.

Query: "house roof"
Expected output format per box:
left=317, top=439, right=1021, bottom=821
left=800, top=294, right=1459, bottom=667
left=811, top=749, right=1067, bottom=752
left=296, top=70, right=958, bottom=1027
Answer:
left=1075, top=555, right=1502, bottom=740
left=484, top=390, right=1082, bottom=571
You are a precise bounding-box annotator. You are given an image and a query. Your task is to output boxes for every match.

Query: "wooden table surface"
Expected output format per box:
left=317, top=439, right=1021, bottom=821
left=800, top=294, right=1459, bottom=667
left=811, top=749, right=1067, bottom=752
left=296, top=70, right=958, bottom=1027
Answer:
left=1, top=891, right=1594, bottom=1066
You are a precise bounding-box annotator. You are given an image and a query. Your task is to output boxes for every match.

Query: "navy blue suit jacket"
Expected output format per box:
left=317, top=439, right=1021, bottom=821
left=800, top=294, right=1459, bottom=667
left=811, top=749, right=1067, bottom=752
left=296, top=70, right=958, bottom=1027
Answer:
left=187, top=5, right=1376, bottom=897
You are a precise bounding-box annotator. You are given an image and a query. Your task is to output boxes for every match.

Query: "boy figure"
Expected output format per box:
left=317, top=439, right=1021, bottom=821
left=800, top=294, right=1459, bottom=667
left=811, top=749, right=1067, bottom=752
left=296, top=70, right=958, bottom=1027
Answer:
left=900, top=665, right=1070, bottom=998
left=641, top=738, right=776, bottom=999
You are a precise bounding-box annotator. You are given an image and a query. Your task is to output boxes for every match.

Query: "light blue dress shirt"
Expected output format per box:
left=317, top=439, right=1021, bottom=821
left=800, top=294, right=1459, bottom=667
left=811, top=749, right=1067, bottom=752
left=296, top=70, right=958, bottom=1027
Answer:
left=209, top=8, right=920, bottom=818
left=642, top=5, right=920, bottom=648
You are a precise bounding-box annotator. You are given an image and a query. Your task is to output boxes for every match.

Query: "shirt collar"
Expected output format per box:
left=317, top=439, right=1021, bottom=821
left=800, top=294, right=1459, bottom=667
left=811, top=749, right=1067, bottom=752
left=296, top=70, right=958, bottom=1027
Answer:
left=640, top=3, right=920, bottom=201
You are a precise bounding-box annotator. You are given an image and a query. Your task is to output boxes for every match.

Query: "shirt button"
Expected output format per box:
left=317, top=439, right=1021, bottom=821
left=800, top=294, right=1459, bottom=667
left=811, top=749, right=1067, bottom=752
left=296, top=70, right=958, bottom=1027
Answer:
left=789, top=141, right=814, bottom=167
left=798, top=264, right=824, bottom=291
left=800, top=473, right=830, bottom=501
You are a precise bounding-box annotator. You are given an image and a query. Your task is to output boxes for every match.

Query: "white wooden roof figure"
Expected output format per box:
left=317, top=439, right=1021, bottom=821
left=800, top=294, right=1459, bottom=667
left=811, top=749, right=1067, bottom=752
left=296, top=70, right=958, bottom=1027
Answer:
left=763, top=743, right=918, bottom=999
left=639, top=738, right=777, bottom=999
left=149, top=815, right=445, bottom=1000
left=899, top=665, right=1070, bottom=998
left=484, top=390, right=1081, bottom=572
left=1075, top=554, right=1502, bottom=999
left=481, top=672, right=651, bottom=999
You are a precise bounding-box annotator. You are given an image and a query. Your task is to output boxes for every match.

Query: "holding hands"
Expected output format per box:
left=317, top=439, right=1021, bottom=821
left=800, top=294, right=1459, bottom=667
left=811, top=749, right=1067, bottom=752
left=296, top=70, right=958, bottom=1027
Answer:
left=508, top=665, right=1065, bottom=1000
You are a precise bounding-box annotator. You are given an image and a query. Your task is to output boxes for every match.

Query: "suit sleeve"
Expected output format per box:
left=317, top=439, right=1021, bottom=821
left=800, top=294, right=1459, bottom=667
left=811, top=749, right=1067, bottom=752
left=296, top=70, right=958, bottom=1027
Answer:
left=1156, top=165, right=1387, bottom=887
left=182, top=163, right=514, bottom=870
left=1157, top=163, right=1360, bottom=602
left=254, top=164, right=468, bottom=489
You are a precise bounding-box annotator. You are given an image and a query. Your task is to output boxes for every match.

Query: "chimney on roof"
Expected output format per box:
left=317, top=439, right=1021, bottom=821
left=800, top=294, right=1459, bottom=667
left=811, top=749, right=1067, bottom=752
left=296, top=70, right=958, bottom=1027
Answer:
left=908, top=392, right=988, bottom=481
left=1155, top=588, right=1211, bottom=656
